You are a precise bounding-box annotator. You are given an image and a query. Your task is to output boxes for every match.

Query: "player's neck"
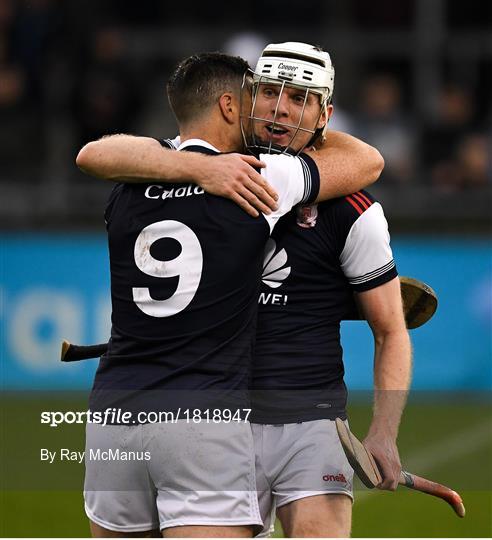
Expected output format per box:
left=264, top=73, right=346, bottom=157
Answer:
left=180, top=124, right=238, bottom=153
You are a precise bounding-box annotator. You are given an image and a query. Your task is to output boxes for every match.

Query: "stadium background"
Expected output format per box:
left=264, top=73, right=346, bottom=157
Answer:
left=1, top=0, right=491, bottom=537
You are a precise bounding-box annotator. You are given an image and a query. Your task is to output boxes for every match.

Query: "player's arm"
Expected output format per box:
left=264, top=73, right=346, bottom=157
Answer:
left=338, top=199, right=411, bottom=490
left=305, top=130, right=385, bottom=201
left=355, top=277, right=412, bottom=491
left=76, top=134, right=277, bottom=217
left=259, top=132, right=383, bottom=227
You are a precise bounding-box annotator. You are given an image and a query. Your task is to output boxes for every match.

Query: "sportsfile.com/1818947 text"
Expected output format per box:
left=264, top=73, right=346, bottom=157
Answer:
left=40, top=408, right=252, bottom=427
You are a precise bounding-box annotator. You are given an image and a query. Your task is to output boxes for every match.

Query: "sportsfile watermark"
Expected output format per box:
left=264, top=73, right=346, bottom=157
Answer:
left=40, top=407, right=252, bottom=427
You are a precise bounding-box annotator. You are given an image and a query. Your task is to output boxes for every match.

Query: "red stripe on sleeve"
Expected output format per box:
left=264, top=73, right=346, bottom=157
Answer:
left=356, top=191, right=373, bottom=207
left=352, top=192, right=369, bottom=210
left=345, top=196, right=363, bottom=215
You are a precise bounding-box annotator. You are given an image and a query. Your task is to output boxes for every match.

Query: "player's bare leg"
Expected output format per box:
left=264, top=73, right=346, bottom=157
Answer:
left=90, top=521, right=160, bottom=537
left=277, top=494, right=352, bottom=538
left=163, top=525, right=253, bottom=538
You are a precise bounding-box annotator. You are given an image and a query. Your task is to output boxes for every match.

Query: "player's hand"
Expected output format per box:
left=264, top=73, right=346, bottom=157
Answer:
left=196, top=154, right=278, bottom=217
left=363, top=430, right=401, bottom=491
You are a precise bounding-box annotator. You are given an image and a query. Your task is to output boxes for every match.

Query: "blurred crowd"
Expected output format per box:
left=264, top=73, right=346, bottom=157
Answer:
left=0, top=0, right=490, bottom=227
left=337, top=76, right=490, bottom=193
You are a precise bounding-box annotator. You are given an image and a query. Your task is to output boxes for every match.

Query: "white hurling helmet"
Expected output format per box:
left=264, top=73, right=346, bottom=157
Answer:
left=241, top=41, right=335, bottom=155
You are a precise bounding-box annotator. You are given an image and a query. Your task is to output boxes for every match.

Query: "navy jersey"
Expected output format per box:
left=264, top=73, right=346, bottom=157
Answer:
left=252, top=191, right=398, bottom=423
left=90, top=139, right=319, bottom=418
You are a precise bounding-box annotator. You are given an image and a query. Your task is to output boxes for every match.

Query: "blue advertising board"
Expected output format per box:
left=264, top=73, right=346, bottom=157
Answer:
left=342, top=238, right=492, bottom=390
left=1, top=234, right=491, bottom=391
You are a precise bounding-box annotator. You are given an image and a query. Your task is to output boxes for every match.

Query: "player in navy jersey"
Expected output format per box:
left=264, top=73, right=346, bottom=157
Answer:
left=77, top=51, right=384, bottom=538
left=246, top=43, right=411, bottom=538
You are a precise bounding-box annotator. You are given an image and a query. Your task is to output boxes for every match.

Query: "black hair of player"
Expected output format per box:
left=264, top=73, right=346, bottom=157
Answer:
left=167, top=52, right=250, bottom=128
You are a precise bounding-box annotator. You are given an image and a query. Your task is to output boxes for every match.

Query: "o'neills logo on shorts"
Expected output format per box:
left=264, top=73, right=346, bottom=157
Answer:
left=323, top=473, right=347, bottom=483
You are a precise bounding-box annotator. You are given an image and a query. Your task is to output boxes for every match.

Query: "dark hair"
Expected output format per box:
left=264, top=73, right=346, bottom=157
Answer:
left=167, top=52, right=250, bottom=127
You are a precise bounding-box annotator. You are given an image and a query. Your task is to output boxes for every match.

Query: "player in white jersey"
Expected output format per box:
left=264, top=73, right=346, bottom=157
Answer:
left=76, top=51, right=384, bottom=538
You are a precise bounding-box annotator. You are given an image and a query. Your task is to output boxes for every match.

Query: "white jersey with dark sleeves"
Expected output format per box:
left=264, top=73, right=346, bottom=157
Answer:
left=340, top=202, right=395, bottom=292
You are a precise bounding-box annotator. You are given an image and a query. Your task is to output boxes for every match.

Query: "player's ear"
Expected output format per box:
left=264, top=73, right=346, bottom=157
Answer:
left=317, top=104, right=334, bottom=129
left=218, top=93, right=237, bottom=125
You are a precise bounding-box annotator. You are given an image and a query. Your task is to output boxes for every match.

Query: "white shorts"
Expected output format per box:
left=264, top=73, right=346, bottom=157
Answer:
left=84, top=420, right=262, bottom=533
left=253, top=419, right=354, bottom=537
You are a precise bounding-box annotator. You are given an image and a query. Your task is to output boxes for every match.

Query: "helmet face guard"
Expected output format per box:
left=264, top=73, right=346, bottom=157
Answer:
left=240, top=42, right=335, bottom=155
left=241, top=74, right=328, bottom=155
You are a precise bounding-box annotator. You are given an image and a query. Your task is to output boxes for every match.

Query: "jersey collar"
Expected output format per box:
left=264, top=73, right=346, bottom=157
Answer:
left=178, top=139, right=220, bottom=153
